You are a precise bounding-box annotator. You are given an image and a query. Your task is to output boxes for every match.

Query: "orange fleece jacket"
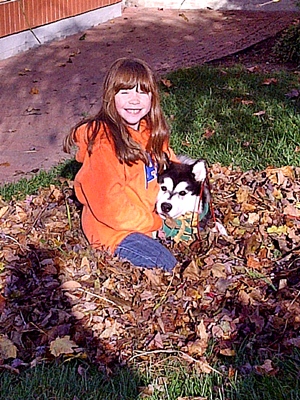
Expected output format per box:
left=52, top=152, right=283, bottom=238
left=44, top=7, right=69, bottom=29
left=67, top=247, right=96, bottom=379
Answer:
left=73, top=119, right=175, bottom=252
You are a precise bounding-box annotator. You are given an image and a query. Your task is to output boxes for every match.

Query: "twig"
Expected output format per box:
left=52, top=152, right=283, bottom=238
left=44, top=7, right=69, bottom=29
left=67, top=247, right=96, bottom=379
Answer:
left=65, top=198, right=72, bottom=230
left=29, top=321, right=49, bottom=336
left=0, top=232, right=27, bottom=251
left=77, top=288, right=125, bottom=313
left=153, top=273, right=174, bottom=311
left=288, top=289, right=300, bottom=309
left=257, top=0, right=280, bottom=7
left=128, top=349, right=222, bottom=375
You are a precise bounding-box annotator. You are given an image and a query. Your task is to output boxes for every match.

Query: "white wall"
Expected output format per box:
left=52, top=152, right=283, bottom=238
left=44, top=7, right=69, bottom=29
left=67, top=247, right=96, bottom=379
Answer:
left=0, top=3, right=122, bottom=61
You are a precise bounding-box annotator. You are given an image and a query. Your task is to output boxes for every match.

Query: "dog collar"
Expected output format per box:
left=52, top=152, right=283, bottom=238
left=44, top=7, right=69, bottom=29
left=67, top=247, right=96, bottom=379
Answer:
left=162, top=202, right=210, bottom=243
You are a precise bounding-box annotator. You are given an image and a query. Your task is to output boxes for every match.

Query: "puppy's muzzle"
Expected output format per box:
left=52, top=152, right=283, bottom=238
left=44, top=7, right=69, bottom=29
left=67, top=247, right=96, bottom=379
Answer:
left=161, top=202, right=172, bottom=214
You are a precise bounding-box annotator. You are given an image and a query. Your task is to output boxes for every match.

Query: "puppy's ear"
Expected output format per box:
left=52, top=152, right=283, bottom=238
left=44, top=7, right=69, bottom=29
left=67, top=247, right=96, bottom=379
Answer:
left=176, top=155, right=195, bottom=165
left=192, top=160, right=207, bottom=182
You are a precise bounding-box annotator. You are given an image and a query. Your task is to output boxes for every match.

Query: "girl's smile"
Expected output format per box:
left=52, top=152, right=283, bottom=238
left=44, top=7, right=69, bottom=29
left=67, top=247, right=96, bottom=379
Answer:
left=115, top=85, right=152, bottom=130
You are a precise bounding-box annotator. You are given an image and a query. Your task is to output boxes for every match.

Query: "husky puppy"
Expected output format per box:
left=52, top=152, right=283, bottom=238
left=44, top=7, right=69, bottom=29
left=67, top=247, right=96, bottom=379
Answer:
left=156, top=156, right=211, bottom=220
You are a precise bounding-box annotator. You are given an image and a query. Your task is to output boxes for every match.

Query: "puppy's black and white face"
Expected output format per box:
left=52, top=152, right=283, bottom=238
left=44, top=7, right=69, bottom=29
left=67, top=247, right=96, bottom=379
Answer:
left=156, top=158, right=208, bottom=219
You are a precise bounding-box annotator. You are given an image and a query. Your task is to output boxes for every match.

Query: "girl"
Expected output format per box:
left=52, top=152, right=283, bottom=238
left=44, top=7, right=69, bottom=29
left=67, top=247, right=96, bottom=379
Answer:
left=64, top=57, right=177, bottom=272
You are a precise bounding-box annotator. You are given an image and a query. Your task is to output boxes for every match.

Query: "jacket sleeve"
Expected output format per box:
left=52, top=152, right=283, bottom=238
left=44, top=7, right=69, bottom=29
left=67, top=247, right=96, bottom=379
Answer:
left=75, top=142, right=161, bottom=233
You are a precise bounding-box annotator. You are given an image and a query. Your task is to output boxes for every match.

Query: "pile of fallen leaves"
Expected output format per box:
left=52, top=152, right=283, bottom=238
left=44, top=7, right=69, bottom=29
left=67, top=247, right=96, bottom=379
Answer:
left=0, top=164, right=299, bottom=375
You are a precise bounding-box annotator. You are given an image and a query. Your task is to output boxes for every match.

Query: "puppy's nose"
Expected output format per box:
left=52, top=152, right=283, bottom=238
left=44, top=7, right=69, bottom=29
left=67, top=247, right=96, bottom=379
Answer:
left=161, top=202, right=172, bottom=213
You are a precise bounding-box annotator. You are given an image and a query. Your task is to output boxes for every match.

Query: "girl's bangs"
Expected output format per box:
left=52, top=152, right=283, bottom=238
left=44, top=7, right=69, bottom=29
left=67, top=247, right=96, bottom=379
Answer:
left=114, top=64, right=152, bottom=92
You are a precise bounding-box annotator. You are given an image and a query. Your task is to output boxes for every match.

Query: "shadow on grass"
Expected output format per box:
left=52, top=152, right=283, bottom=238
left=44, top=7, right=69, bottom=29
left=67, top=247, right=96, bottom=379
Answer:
left=60, top=159, right=82, bottom=181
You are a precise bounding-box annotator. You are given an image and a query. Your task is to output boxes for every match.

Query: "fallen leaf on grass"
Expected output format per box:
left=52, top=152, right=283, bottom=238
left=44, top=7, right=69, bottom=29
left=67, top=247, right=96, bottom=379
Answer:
left=242, top=99, right=254, bottom=105
left=50, top=336, right=78, bottom=357
left=0, top=336, right=17, bottom=359
left=219, top=348, right=236, bottom=356
left=161, top=78, right=173, bottom=88
left=254, top=359, right=278, bottom=375
left=203, top=128, right=215, bottom=139
left=262, top=78, right=278, bottom=85
left=246, top=66, right=260, bottom=73
left=253, top=110, right=266, bottom=116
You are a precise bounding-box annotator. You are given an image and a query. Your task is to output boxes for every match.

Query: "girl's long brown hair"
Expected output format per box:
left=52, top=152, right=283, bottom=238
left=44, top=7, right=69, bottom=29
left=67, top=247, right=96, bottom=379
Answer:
left=63, top=57, right=170, bottom=171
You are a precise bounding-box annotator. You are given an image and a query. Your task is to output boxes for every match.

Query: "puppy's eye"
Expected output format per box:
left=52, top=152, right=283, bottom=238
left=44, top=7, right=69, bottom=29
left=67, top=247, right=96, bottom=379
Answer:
left=161, top=186, right=167, bottom=192
left=179, top=191, right=187, bottom=196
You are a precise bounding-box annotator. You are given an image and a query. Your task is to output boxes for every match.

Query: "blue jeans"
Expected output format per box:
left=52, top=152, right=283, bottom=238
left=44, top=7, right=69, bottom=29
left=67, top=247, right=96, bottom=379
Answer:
left=114, top=233, right=177, bottom=272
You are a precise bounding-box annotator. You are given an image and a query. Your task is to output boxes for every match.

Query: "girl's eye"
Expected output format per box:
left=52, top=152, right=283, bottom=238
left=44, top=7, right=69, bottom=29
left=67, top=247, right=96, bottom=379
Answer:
left=161, top=186, right=167, bottom=192
left=179, top=191, right=187, bottom=196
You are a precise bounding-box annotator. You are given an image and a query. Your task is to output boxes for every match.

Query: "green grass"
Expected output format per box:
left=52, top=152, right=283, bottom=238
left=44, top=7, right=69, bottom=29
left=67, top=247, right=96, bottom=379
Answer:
left=0, top=360, right=141, bottom=400
left=161, top=65, right=300, bottom=170
left=0, top=159, right=81, bottom=201
left=0, top=352, right=299, bottom=399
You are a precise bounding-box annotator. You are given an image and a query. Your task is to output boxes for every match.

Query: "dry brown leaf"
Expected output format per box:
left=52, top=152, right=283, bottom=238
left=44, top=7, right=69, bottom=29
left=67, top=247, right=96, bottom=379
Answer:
left=182, top=259, right=200, bottom=280
left=246, top=255, right=262, bottom=269
left=203, top=128, right=215, bottom=139
left=178, top=12, right=189, bottom=21
left=262, top=77, right=278, bottom=85
left=148, top=332, right=164, bottom=349
left=0, top=335, right=17, bottom=359
left=253, top=110, right=266, bottom=116
left=50, top=336, right=78, bottom=357
left=143, top=268, right=163, bottom=286
left=60, top=280, right=82, bottom=290
left=236, top=186, right=249, bottom=203
left=219, top=348, right=236, bottom=356
left=29, top=87, right=39, bottom=94
left=187, top=339, right=208, bottom=356
left=254, top=359, right=278, bottom=375
left=246, top=66, right=260, bottom=73
left=161, top=78, right=173, bottom=88
left=0, top=206, right=9, bottom=218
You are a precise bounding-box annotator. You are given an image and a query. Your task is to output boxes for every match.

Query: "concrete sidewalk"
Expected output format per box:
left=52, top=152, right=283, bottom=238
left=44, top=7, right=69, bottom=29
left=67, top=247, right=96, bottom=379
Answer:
left=0, top=7, right=299, bottom=184
left=127, top=0, right=299, bottom=11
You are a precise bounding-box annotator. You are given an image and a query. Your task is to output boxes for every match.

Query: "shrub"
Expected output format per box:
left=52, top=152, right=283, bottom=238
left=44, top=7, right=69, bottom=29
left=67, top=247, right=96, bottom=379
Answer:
left=273, top=21, right=300, bottom=63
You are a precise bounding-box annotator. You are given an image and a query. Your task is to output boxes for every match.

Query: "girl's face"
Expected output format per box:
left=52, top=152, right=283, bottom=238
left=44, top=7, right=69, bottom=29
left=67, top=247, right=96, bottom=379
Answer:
left=114, top=84, right=152, bottom=130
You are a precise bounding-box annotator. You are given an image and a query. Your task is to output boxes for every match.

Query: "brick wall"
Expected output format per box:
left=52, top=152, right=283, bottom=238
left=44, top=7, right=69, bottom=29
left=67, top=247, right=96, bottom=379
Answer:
left=0, top=0, right=120, bottom=38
